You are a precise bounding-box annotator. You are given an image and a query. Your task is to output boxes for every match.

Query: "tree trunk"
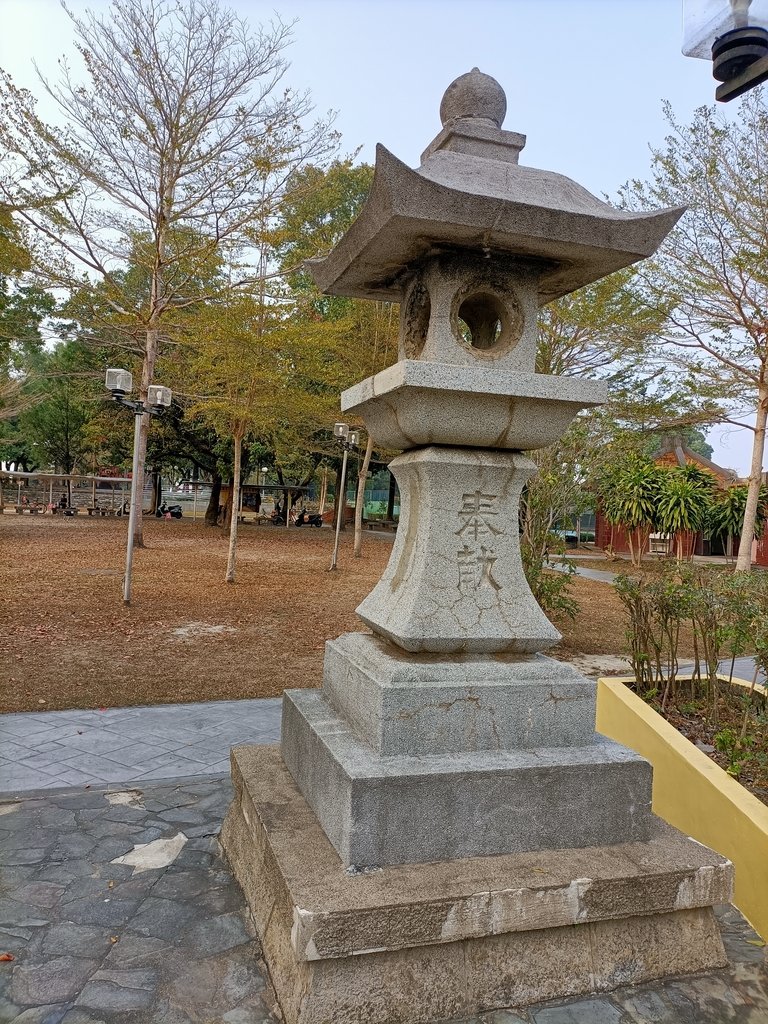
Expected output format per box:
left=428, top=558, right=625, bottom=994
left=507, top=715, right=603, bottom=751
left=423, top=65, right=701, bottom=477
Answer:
left=386, top=469, right=397, bottom=520
left=318, top=465, right=328, bottom=516
left=225, top=432, right=242, bottom=583
left=151, top=471, right=162, bottom=513
left=333, top=464, right=345, bottom=531
left=133, top=319, right=161, bottom=548
left=735, top=386, right=768, bottom=572
left=353, top=435, right=374, bottom=557
left=224, top=477, right=234, bottom=529
left=205, top=474, right=222, bottom=527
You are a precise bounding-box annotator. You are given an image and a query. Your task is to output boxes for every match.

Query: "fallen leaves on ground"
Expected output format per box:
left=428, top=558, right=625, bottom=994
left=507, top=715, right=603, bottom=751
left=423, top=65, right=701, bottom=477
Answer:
left=1, top=515, right=634, bottom=713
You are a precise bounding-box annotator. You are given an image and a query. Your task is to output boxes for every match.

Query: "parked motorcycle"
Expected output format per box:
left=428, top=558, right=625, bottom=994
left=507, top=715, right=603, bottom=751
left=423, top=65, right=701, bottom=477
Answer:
left=294, top=508, right=323, bottom=528
left=116, top=501, right=156, bottom=517
left=156, top=501, right=183, bottom=519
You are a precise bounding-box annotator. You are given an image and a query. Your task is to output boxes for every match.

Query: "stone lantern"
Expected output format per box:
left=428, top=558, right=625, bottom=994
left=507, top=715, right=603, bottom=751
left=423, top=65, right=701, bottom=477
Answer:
left=223, top=71, right=732, bottom=1024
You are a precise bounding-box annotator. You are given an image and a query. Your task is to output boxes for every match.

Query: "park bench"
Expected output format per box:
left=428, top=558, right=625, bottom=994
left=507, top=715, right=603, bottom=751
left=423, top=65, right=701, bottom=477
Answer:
left=86, top=507, right=113, bottom=517
left=365, top=519, right=398, bottom=532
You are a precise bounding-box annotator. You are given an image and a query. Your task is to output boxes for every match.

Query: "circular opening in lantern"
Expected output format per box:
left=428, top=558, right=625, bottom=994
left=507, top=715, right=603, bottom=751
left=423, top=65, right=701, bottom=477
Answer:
left=456, top=292, right=506, bottom=351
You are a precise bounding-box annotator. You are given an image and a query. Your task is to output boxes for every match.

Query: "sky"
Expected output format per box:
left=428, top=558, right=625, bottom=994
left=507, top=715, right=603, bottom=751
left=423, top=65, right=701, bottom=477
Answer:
left=0, top=0, right=758, bottom=475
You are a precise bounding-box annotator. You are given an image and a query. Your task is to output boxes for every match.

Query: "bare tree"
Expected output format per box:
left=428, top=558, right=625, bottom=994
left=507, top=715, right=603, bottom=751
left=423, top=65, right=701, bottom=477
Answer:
left=622, top=92, right=768, bottom=572
left=0, top=0, right=336, bottom=544
left=536, top=267, right=667, bottom=379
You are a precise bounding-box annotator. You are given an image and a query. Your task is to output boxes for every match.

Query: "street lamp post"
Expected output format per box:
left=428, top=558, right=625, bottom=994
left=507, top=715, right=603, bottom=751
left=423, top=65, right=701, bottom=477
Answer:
left=105, top=369, right=172, bottom=605
left=329, top=422, right=360, bottom=571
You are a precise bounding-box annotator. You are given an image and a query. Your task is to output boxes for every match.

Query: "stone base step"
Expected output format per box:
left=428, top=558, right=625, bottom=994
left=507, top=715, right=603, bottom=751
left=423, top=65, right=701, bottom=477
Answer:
left=221, top=745, right=732, bottom=1024
left=323, top=633, right=598, bottom=755
left=282, top=688, right=655, bottom=867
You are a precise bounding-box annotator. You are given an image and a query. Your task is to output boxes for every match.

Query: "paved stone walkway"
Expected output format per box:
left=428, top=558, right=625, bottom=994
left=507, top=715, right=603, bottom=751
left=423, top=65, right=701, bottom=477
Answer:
left=0, top=700, right=282, bottom=794
left=551, top=561, right=619, bottom=584
left=3, top=658, right=765, bottom=795
left=1, top=777, right=767, bottom=1024
left=0, top=776, right=275, bottom=1022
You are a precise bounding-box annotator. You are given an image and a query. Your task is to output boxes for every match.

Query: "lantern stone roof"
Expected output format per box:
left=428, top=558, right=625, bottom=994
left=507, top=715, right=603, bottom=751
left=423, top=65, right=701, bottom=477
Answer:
left=307, top=69, right=685, bottom=305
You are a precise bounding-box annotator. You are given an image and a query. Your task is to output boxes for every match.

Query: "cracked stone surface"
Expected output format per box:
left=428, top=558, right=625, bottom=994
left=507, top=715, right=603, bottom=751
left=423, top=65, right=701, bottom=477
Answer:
left=0, top=777, right=275, bottom=1023
left=356, top=446, right=560, bottom=654
left=1, top=777, right=766, bottom=1023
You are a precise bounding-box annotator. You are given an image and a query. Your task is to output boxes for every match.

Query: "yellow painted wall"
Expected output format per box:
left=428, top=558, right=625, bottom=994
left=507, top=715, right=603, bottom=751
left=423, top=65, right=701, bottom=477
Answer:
left=596, top=677, right=768, bottom=940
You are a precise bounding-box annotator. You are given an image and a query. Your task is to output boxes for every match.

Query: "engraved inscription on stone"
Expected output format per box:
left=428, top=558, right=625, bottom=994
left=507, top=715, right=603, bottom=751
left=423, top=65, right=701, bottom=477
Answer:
left=456, top=491, right=503, bottom=593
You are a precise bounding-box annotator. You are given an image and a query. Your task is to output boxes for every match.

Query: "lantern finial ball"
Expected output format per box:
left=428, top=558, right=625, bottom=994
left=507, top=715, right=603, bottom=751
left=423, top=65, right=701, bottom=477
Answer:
left=439, top=68, right=507, bottom=129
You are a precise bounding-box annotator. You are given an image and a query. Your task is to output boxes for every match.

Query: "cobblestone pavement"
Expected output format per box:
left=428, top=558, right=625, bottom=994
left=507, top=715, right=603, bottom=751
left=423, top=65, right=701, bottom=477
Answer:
left=2, top=776, right=768, bottom=1023
left=0, top=699, right=282, bottom=793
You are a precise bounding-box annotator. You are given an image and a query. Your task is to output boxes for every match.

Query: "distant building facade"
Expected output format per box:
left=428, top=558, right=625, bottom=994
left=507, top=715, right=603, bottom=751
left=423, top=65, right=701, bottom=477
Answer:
left=593, top=440, right=768, bottom=562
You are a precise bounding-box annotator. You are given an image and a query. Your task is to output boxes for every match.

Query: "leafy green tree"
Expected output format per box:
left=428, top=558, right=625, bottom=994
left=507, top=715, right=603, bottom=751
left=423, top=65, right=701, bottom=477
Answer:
left=275, top=159, right=398, bottom=551
left=182, top=292, right=321, bottom=582
left=536, top=268, right=666, bottom=379
left=276, top=159, right=374, bottom=312
left=16, top=342, right=106, bottom=498
left=622, top=91, right=768, bottom=571
left=0, top=0, right=336, bottom=545
left=672, top=427, right=714, bottom=461
left=0, top=208, right=53, bottom=422
left=519, top=418, right=595, bottom=615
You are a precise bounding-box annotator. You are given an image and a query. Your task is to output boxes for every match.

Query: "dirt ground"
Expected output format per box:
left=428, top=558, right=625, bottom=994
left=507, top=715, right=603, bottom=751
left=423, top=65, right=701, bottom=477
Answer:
left=2, top=515, right=634, bottom=714
left=652, top=687, right=768, bottom=807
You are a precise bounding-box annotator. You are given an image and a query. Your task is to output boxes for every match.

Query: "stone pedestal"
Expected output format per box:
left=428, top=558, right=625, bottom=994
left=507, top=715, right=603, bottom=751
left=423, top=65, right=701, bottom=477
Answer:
left=221, top=746, right=732, bottom=1024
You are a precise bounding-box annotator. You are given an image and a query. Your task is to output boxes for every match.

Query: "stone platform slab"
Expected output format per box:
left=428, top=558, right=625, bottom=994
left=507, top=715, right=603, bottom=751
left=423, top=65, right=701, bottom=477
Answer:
left=340, top=359, right=606, bottom=451
left=221, top=745, right=732, bottom=1024
left=3, top=772, right=762, bottom=1024
left=323, top=633, right=597, bottom=755
left=281, top=689, right=654, bottom=866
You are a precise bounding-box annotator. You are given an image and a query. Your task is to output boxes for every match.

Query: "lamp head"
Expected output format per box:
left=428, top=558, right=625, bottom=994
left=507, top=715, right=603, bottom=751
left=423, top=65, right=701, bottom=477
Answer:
left=683, top=0, right=768, bottom=99
left=147, top=384, right=172, bottom=409
left=105, top=368, right=133, bottom=397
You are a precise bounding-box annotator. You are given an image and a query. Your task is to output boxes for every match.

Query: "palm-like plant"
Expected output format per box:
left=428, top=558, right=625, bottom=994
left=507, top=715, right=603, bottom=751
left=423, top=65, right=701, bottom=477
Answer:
left=709, top=485, right=768, bottom=562
left=656, top=464, right=715, bottom=561
left=600, top=456, right=663, bottom=566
